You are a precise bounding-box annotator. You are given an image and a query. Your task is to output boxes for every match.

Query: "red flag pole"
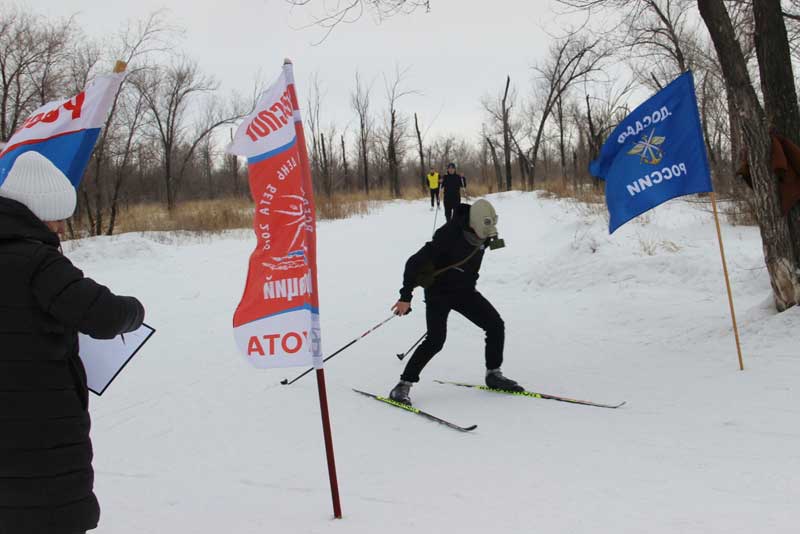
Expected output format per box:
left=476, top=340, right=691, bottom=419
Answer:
left=315, top=368, right=342, bottom=517
left=284, top=58, right=342, bottom=519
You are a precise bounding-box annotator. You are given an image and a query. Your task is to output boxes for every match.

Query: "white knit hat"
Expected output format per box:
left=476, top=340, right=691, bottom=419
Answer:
left=0, top=152, right=76, bottom=221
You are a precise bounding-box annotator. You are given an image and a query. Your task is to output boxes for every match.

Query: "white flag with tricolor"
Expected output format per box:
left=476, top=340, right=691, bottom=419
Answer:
left=0, top=72, right=125, bottom=187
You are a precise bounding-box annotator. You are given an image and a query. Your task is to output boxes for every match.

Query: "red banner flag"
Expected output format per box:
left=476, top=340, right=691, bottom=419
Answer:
left=228, top=63, right=322, bottom=369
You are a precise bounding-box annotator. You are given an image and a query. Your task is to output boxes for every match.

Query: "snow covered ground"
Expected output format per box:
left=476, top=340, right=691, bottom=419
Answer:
left=64, top=191, right=799, bottom=533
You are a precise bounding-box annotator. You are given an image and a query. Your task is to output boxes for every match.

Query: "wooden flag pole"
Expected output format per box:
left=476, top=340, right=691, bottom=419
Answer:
left=709, top=192, right=745, bottom=370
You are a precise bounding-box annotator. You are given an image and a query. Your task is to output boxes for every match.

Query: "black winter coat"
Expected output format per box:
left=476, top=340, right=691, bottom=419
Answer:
left=441, top=173, right=464, bottom=202
left=0, top=197, right=144, bottom=534
left=399, top=204, right=485, bottom=302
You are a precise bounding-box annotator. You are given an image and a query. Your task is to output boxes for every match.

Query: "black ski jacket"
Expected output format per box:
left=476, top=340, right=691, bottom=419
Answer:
left=399, top=204, right=484, bottom=302
left=441, top=173, right=464, bottom=202
left=0, top=197, right=144, bottom=533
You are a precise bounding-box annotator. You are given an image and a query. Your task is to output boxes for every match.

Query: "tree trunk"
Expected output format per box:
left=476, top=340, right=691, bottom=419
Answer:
left=511, top=133, right=529, bottom=185
left=341, top=134, right=350, bottom=191
left=556, top=94, right=567, bottom=186
left=414, top=112, right=426, bottom=192
left=586, top=94, right=601, bottom=190
left=502, top=75, right=513, bottom=191
left=164, top=151, right=176, bottom=211
left=700, top=72, right=718, bottom=168
left=753, top=0, right=800, bottom=268
left=726, top=86, right=741, bottom=182
left=320, top=132, right=331, bottom=196
left=388, top=109, right=400, bottom=197
left=698, top=0, right=800, bottom=311
left=361, top=136, right=370, bottom=195
left=486, top=137, right=503, bottom=192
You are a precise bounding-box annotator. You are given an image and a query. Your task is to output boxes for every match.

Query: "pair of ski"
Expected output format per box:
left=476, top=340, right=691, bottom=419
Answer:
left=354, top=380, right=626, bottom=433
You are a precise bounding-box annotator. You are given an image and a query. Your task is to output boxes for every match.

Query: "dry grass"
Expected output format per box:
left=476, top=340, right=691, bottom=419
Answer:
left=316, top=191, right=375, bottom=220
left=112, top=198, right=254, bottom=234
left=106, top=186, right=432, bottom=234
left=536, top=179, right=604, bottom=203
left=88, top=181, right=530, bottom=235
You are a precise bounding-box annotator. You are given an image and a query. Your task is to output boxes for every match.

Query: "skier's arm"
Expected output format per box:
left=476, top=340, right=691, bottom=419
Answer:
left=399, top=241, right=435, bottom=303
left=399, top=223, right=454, bottom=303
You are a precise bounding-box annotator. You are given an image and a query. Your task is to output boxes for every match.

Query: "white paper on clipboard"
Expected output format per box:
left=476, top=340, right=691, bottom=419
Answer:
left=78, top=323, right=155, bottom=395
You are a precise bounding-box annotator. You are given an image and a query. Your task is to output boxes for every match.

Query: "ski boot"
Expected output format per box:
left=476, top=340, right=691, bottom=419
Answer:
left=389, top=380, right=413, bottom=405
left=485, top=369, right=524, bottom=393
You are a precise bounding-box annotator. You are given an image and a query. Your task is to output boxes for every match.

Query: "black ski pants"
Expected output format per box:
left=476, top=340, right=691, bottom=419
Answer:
left=430, top=188, right=440, bottom=207
left=443, top=197, right=459, bottom=221
left=401, top=291, right=504, bottom=383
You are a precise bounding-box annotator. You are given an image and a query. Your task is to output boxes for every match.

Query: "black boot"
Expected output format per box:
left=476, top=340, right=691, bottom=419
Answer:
left=389, top=380, right=413, bottom=405
left=485, top=369, right=524, bottom=392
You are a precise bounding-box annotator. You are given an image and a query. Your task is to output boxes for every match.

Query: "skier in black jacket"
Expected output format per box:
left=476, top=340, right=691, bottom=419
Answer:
left=0, top=152, right=145, bottom=534
left=389, top=198, right=522, bottom=405
left=441, top=162, right=465, bottom=222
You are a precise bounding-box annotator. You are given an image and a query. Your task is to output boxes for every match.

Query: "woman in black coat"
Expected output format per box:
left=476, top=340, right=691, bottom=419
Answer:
left=0, top=152, right=145, bottom=534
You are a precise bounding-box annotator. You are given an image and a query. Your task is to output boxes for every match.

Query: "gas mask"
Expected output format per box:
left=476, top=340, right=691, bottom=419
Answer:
left=487, top=235, right=506, bottom=250
left=469, top=199, right=506, bottom=250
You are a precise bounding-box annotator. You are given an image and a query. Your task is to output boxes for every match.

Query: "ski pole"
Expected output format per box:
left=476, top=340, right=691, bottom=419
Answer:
left=280, top=315, right=396, bottom=385
left=431, top=202, right=440, bottom=236
left=396, top=332, right=426, bottom=361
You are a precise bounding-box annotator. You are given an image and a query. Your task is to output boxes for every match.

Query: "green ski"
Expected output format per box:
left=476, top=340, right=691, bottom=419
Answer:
left=352, top=389, right=477, bottom=432
left=435, top=380, right=626, bottom=409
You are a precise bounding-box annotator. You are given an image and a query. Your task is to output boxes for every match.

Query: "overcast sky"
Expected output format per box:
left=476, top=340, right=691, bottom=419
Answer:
left=26, top=0, right=593, bottom=142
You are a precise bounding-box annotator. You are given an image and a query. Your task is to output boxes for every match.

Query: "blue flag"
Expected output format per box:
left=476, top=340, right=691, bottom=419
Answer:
left=589, top=71, right=713, bottom=233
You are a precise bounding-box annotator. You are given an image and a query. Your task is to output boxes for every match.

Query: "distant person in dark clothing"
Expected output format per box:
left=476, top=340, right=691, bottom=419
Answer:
left=388, top=198, right=521, bottom=405
left=0, top=152, right=145, bottom=534
left=441, top=162, right=466, bottom=221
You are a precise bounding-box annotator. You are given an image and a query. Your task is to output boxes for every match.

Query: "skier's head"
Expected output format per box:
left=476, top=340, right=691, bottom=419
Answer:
left=469, top=199, right=498, bottom=240
left=446, top=162, right=456, bottom=174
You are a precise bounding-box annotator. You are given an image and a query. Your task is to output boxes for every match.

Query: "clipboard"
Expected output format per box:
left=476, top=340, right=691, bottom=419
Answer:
left=78, top=323, right=156, bottom=395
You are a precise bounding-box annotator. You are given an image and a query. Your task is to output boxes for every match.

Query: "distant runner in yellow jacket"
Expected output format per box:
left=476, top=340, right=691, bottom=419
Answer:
left=426, top=168, right=440, bottom=210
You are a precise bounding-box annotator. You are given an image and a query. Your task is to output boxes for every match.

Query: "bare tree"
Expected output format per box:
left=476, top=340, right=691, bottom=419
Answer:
left=105, top=89, right=147, bottom=235
left=510, top=131, right=531, bottom=185
left=558, top=0, right=698, bottom=87
left=485, top=135, right=504, bottom=192
left=414, top=112, right=426, bottom=191
left=134, top=58, right=242, bottom=210
left=28, top=17, right=76, bottom=107
left=79, top=10, right=177, bottom=235
left=752, top=0, right=800, bottom=282
left=501, top=76, right=514, bottom=190
left=0, top=8, right=74, bottom=141
left=382, top=65, right=416, bottom=197
left=528, top=32, right=608, bottom=188
left=340, top=133, right=350, bottom=191
left=350, top=71, right=373, bottom=194
left=482, top=75, right=519, bottom=190
left=319, top=131, right=332, bottom=196
left=584, top=79, right=635, bottom=185
left=225, top=128, right=242, bottom=197
left=286, top=0, right=430, bottom=42
left=698, top=0, right=800, bottom=311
